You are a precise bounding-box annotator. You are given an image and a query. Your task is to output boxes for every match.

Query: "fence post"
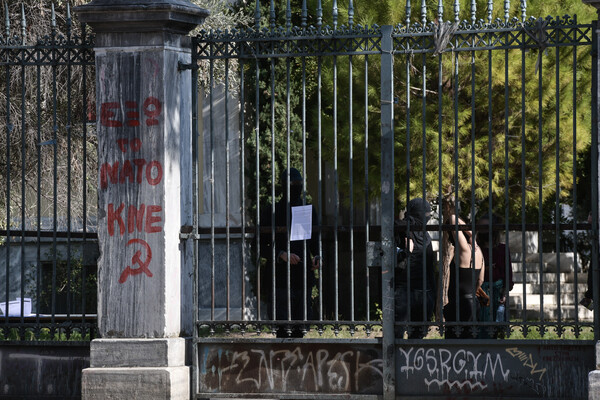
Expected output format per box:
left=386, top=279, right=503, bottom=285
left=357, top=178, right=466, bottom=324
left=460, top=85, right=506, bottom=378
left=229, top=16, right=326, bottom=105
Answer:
left=582, top=2, right=600, bottom=399
left=380, top=24, right=396, bottom=400
left=74, top=1, right=208, bottom=399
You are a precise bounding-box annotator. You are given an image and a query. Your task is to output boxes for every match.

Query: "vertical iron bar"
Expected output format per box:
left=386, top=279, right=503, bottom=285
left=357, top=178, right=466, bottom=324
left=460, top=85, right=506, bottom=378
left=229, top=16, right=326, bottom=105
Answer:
left=301, top=53, right=308, bottom=328
left=470, top=44, right=476, bottom=338
left=334, top=52, right=339, bottom=330
left=348, top=0, right=354, bottom=27
left=406, top=0, right=411, bottom=26
left=437, top=49, right=443, bottom=338
left=364, top=54, right=370, bottom=324
left=454, top=0, right=460, bottom=23
left=488, top=47, right=494, bottom=324
left=19, top=15, right=26, bottom=330
left=453, top=51, right=460, bottom=327
left=349, top=54, right=355, bottom=325
left=225, top=58, right=230, bottom=322
left=333, top=0, right=338, bottom=30
left=521, top=0, right=527, bottom=22
left=504, top=36, right=511, bottom=336
left=592, top=20, right=600, bottom=341
left=521, top=30, right=528, bottom=332
left=209, top=56, right=215, bottom=322
left=81, top=21, right=89, bottom=328
left=4, top=0, right=10, bottom=331
left=286, top=55, right=291, bottom=326
left=254, top=0, right=260, bottom=30
left=437, top=0, right=443, bottom=22
left=538, top=41, right=544, bottom=333
left=421, top=51, right=427, bottom=333
left=405, top=42, right=412, bottom=326
left=421, top=0, right=426, bottom=25
left=504, top=0, right=510, bottom=23
left=35, top=37, right=42, bottom=332
left=240, top=58, right=246, bottom=324
left=51, top=5, right=58, bottom=329
left=66, top=10, right=73, bottom=323
left=573, top=39, right=580, bottom=335
left=318, top=55, right=323, bottom=324
left=555, top=43, right=562, bottom=332
left=270, top=54, right=276, bottom=329
left=254, top=54, right=261, bottom=322
left=380, top=25, right=395, bottom=400
left=301, top=0, right=307, bottom=28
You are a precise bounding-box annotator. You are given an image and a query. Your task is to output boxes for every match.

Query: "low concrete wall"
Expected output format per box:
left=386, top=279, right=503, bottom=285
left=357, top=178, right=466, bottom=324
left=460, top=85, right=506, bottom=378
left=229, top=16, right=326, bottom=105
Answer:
left=0, top=342, right=90, bottom=399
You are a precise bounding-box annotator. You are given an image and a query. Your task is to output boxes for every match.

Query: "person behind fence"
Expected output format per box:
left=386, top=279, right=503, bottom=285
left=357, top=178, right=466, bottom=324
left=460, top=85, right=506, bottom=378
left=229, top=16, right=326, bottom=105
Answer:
left=394, top=198, right=436, bottom=339
left=580, top=211, right=596, bottom=311
left=476, top=214, right=514, bottom=338
left=443, top=213, right=485, bottom=339
left=260, top=167, right=320, bottom=338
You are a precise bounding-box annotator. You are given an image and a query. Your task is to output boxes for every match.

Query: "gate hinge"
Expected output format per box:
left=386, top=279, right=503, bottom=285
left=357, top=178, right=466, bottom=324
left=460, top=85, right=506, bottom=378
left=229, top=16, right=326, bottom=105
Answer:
left=178, top=61, right=193, bottom=71
left=180, top=225, right=199, bottom=240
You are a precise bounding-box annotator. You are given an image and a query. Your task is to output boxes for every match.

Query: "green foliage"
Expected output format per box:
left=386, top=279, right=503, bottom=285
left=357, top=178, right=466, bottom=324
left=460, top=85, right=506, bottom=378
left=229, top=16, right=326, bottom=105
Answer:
left=303, top=0, right=595, bottom=220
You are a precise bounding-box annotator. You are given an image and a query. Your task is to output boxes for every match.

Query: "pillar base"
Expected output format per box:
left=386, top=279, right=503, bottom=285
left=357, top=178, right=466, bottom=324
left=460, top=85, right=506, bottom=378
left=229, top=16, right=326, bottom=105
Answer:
left=82, top=366, right=190, bottom=400
left=82, top=338, right=189, bottom=400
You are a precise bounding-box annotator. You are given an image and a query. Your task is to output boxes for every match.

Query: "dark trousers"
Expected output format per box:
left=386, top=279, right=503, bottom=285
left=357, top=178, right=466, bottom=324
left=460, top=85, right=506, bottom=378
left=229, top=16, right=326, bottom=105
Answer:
left=395, top=284, right=434, bottom=339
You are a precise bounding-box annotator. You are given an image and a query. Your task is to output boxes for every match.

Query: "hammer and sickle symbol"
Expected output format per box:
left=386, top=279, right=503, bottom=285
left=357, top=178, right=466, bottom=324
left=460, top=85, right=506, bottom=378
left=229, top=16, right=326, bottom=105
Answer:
left=118, top=238, right=153, bottom=283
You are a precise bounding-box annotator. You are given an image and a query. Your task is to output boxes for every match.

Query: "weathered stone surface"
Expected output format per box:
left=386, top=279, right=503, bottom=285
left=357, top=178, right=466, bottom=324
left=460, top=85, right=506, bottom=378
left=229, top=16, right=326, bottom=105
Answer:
left=82, top=366, right=189, bottom=400
left=90, top=338, right=186, bottom=368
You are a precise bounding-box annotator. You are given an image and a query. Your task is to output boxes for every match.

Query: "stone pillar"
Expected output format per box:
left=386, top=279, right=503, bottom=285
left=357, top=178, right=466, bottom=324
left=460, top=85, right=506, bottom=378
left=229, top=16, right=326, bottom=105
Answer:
left=74, top=1, right=208, bottom=399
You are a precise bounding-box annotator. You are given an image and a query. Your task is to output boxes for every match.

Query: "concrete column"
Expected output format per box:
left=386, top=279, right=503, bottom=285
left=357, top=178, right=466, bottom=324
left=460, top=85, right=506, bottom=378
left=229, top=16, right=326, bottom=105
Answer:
left=75, top=1, right=208, bottom=399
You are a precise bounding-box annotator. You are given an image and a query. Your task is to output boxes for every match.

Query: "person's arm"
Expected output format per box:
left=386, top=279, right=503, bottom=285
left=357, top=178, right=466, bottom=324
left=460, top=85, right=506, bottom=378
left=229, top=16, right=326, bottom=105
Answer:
left=449, top=215, right=470, bottom=254
left=477, top=254, right=485, bottom=289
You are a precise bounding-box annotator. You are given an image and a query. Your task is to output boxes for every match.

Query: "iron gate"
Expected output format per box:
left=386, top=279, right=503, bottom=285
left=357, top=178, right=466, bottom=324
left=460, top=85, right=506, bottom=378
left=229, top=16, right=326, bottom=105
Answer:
left=190, top=1, right=598, bottom=398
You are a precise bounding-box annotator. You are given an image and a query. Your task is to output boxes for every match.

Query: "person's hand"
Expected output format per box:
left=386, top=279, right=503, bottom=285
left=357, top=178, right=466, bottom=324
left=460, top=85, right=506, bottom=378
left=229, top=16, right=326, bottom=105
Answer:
left=499, top=295, right=506, bottom=304
left=312, top=256, right=321, bottom=270
left=280, top=251, right=301, bottom=265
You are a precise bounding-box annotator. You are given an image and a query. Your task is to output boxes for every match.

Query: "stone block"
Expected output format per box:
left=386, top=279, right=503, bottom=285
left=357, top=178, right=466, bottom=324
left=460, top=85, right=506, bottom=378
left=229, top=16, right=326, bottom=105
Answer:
left=82, top=366, right=189, bottom=400
left=90, top=338, right=186, bottom=368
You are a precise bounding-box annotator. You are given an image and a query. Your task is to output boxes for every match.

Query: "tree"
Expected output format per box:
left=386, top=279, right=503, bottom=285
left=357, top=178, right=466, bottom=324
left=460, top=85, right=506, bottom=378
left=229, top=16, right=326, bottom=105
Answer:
left=309, top=0, right=594, bottom=223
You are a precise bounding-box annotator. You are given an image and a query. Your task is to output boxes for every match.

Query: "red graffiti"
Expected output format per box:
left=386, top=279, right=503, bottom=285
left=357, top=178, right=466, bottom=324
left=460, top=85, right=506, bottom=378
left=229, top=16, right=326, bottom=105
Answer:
left=99, top=97, right=162, bottom=128
left=100, top=159, right=163, bottom=189
left=119, top=238, right=153, bottom=283
left=107, top=203, right=163, bottom=236
left=116, top=138, right=142, bottom=152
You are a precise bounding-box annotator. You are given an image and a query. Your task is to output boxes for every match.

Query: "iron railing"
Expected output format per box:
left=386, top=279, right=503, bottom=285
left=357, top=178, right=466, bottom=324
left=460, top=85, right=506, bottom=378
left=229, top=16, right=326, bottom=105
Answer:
left=0, top=3, right=97, bottom=341
left=192, top=0, right=597, bottom=341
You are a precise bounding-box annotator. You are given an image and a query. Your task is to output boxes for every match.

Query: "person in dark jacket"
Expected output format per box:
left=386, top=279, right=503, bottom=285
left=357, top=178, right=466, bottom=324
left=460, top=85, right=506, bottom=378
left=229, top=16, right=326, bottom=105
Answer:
left=395, top=198, right=437, bottom=339
left=477, top=214, right=514, bottom=338
left=260, top=168, right=320, bottom=337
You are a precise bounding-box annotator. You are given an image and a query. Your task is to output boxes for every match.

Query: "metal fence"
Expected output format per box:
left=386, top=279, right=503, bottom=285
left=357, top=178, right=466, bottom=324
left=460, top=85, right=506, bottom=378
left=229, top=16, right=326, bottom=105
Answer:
left=192, top=0, right=598, bottom=341
left=0, top=3, right=97, bottom=341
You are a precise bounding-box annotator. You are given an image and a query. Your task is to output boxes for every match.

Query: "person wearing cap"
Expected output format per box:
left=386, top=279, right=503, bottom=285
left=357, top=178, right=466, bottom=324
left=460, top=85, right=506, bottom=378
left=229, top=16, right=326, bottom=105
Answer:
left=394, top=198, right=437, bottom=339
left=260, top=168, right=320, bottom=338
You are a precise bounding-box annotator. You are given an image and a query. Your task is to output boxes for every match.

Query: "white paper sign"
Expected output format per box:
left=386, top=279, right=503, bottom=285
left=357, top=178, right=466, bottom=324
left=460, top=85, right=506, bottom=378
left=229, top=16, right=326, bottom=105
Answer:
left=290, top=205, right=312, bottom=241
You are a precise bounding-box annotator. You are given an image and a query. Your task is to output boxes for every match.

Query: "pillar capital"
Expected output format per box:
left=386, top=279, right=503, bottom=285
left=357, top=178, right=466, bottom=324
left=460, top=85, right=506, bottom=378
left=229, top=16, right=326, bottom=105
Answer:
left=74, top=0, right=209, bottom=35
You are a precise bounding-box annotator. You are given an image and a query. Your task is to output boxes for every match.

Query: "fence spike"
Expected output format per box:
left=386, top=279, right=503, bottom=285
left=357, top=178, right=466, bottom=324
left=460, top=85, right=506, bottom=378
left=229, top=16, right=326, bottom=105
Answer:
left=348, top=0, right=354, bottom=27
left=332, top=0, right=338, bottom=29
left=406, top=0, right=411, bottom=26
left=21, top=3, right=25, bottom=44
left=301, top=0, right=307, bottom=28
left=454, top=0, right=460, bottom=23
left=269, top=0, right=275, bottom=30
left=471, top=0, right=476, bottom=24
left=421, top=0, right=427, bottom=25
left=437, top=0, right=443, bottom=22
left=487, top=0, right=493, bottom=24
left=51, top=2, right=56, bottom=31
left=254, top=0, right=260, bottom=30
left=316, top=0, right=322, bottom=28
left=285, top=0, right=291, bottom=30
left=5, top=2, right=10, bottom=38
left=504, top=0, right=510, bottom=22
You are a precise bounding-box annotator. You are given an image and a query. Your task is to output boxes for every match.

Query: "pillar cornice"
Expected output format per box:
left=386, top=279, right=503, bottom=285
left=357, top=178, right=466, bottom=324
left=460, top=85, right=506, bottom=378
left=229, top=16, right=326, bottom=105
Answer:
left=74, top=0, right=209, bottom=35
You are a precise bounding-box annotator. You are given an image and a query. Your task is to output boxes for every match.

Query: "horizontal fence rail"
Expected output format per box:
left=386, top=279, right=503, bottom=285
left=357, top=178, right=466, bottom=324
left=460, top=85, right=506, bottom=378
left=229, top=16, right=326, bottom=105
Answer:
left=0, top=3, right=97, bottom=342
